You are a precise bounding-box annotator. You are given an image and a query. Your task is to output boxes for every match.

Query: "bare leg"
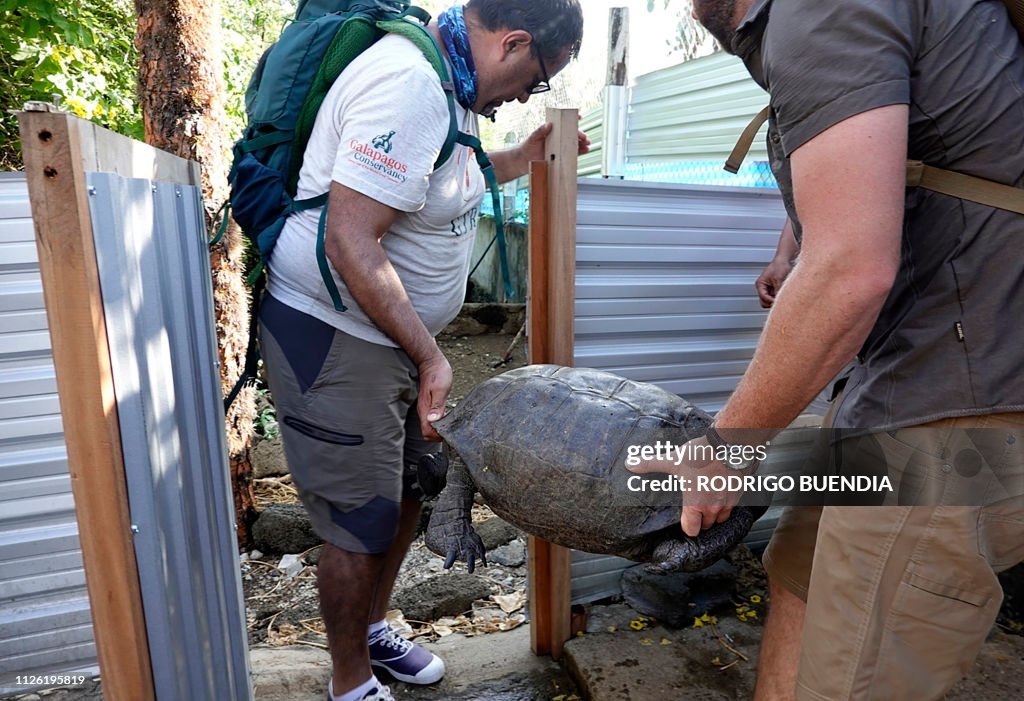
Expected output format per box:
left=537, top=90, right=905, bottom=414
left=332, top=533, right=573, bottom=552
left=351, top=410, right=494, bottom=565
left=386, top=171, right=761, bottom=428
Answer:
left=370, top=498, right=422, bottom=622
left=754, top=578, right=806, bottom=701
left=318, top=543, right=385, bottom=694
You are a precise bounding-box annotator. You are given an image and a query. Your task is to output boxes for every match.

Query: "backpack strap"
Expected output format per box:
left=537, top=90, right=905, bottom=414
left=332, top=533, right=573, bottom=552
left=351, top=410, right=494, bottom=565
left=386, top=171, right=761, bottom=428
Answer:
left=906, top=161, right=1024, bottom=215
left=313, top=16, right=515, bottom=312
left=376, top=18, right=460, bottom=170
left=376, top=18, right=514, bottom=298
left=725, top=105, right=769, bottom=174
left=455, top=132, right=514, bottom=299
left=727, top=106, right=1024, bottom=215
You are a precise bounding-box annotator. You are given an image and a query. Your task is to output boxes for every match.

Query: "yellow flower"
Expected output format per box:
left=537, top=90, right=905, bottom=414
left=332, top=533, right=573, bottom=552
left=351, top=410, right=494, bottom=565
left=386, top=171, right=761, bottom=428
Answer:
left=750, top=595, right=762, bottom=604
left=640, top=637, right=653, bottom=646
left=629, top=618, right=648, bottom=630
left=693, top=617, right=704, bottom=628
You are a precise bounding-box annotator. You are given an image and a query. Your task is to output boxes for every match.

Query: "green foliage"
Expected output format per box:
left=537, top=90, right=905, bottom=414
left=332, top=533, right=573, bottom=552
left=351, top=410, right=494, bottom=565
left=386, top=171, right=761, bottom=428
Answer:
left=0, top=0, right=465, bottom=169
left=253, top=372, right=279, bottom=440
left=0, top=0, right=141, bottom=170
left=221, top=0, right=292, bottom=141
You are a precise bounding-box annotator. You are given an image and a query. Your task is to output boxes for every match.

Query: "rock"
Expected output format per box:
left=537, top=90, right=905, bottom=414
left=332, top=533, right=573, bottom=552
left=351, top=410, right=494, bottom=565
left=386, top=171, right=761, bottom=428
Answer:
left=445, top=304, right=526, bottom=336
left=620, top=558, right=738, bottom=628
left=488, top=540, right=526, bottom=567
left=278, top=553, right=304, bottom=578
left=391, top=573, right=495, bottom=622
left=252, top=503, right=322, bottom=555
left=303, top=545, right=323, bottom=566
left=445, top=316, right=488, bottom=336
left=476, top=517, right=522, bottom=551
left=500, top=307, right=526, bottom=335
left=252, top=436, right=289, bottom=479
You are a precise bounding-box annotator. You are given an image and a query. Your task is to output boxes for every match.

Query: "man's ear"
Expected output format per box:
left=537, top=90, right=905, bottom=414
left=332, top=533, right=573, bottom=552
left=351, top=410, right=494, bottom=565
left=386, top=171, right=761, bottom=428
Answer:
left=500, top=29, right=534, bottom=58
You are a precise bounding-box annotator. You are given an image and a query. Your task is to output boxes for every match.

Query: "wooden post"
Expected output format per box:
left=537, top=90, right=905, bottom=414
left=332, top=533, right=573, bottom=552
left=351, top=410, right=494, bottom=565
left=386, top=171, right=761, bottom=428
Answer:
left=19, top=109, right=156, bottom=701
left=527, top=108, right=579, bottom=660
left=527, top=160, right=550, bottom=367
left=544, top=108, right=580, bottom=368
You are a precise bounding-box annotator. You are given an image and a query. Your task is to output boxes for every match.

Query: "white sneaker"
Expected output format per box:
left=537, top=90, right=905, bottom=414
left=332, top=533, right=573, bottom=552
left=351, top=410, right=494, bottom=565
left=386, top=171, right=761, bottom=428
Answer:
left=368, top=625, right=445, bottom=684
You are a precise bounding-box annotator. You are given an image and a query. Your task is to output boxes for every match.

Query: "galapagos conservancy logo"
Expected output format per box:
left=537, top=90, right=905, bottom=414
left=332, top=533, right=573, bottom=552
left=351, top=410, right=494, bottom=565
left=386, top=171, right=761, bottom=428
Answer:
left=348, top=133, right=408, bottom=183
left=372, top=130, right=396, bottom=153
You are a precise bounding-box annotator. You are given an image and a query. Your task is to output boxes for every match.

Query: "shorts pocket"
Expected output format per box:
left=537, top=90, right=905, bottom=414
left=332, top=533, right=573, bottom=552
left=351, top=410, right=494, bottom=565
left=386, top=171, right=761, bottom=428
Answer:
left=282, top=415, right=364, bottom=446
left=904, top=570, right=991, bottom=607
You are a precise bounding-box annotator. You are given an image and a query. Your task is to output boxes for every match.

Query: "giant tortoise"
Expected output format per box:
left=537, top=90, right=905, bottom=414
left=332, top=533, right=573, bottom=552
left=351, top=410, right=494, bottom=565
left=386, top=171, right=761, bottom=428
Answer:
left=421, top=365, right=767, bottom=573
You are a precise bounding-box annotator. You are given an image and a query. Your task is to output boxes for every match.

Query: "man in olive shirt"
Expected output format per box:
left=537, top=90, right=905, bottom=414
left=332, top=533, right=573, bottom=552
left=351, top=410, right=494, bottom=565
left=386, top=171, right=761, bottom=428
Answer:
left=628, top=1, right=1024, bottom=699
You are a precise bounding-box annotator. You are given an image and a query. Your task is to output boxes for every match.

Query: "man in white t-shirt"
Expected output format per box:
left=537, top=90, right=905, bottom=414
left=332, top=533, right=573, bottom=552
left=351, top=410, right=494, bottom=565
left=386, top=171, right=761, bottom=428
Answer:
left=257, top=2, right=585, bottom=699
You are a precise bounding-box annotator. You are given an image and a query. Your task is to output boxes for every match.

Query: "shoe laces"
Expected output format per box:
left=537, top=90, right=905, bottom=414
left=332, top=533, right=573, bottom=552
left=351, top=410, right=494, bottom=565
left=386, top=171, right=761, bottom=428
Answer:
left=364, top=682, right=395, bottom=701
left=371, top=626, right=413, bottom=654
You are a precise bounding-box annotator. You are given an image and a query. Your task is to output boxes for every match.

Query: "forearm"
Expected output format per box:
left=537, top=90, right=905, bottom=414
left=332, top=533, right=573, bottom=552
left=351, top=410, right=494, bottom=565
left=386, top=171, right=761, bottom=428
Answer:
left=719, top=105, right=906, bottom=436
left=715, top=253, right=893, bottom=434
left=774, top=218, right=799, bottom=262
left=488, top=146, right=529, bottom=184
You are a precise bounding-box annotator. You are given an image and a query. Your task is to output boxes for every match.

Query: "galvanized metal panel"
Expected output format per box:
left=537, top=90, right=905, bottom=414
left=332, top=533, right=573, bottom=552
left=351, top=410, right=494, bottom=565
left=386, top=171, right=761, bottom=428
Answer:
left=0, top=173, right=98, bottom=695
left=571, top=552, right=634, bottom=605
left=628, top=52, right=769, bottom=163
left=578, top=107, right=603, bottom=177
left=87, top=172, right=252, bottom=701
left=574, top=178, right=785, bottom=412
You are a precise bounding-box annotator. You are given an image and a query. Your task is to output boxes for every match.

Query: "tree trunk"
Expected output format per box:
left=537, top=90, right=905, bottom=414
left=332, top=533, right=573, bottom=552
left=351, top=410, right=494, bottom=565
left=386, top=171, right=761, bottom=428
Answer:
left=135, top=0, right=256, bottom=546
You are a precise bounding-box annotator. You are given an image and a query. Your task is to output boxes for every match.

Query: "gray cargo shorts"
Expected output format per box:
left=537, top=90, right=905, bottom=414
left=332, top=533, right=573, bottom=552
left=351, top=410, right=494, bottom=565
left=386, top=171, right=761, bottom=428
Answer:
left=257, top=294, right=431, bottom=554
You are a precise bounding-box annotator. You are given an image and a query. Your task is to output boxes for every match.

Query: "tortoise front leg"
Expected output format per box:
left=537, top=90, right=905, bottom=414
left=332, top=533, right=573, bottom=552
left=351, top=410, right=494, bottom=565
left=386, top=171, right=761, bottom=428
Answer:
left=424, top=456, right=487, bottom=573
left=647, top=505, right=768, bottom=573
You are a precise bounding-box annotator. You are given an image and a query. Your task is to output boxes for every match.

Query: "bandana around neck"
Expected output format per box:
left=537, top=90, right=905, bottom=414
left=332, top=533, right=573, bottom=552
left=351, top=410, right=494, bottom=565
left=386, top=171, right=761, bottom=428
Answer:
left=437, top=5, right=478, bottom=110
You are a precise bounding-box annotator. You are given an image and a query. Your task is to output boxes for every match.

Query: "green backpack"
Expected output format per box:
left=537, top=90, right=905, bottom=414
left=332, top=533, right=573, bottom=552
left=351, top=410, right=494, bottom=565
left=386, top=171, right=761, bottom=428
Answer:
left=220, top=0, right=511, bottom=408
left=726, top=0, right=1024, bottom=215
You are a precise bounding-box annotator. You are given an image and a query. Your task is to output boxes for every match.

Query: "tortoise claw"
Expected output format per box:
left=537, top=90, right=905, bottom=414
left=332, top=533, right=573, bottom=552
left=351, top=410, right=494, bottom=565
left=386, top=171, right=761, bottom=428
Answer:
left=439, top=526, right=486, bottom=573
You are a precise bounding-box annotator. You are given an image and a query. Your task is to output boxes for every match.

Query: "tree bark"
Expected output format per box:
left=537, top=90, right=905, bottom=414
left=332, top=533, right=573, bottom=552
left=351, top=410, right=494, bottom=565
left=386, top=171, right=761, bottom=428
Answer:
left=135, top=0, right=256, bottom=546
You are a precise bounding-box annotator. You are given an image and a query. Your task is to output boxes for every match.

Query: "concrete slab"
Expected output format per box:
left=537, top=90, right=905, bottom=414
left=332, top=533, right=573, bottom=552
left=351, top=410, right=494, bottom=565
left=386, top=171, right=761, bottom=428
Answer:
left=564, top=603, right=759, bottom=701
left=252, top=623, right=578, bottom=701
left=562, top=603, right=1024, bottom=700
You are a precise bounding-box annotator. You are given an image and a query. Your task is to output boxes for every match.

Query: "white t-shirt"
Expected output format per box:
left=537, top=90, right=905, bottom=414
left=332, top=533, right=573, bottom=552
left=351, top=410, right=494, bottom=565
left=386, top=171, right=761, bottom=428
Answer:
left=267, top=33, right=485, bottom=347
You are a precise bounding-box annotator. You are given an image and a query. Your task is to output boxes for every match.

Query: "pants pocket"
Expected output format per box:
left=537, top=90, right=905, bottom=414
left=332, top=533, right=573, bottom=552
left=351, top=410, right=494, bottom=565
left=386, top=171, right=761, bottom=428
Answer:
left=978, top=498, right=1024, bottom=571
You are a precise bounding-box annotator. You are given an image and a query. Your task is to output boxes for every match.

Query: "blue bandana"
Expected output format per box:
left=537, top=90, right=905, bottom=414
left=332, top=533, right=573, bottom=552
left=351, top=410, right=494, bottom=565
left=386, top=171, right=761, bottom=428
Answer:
left=437, top=6, right=478, bottom=110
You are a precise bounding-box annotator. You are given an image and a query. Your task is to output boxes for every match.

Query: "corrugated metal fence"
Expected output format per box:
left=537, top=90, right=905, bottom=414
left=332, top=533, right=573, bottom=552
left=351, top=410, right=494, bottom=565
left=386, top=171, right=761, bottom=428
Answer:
left=0, top=173, right=97, bottom=693
left=574, top=179, right=784, bottom=411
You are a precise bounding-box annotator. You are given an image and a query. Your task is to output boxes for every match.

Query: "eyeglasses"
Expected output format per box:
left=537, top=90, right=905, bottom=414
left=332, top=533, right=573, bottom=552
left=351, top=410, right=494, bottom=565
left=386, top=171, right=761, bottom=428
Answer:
left=528, top=44, right=551, bottom=95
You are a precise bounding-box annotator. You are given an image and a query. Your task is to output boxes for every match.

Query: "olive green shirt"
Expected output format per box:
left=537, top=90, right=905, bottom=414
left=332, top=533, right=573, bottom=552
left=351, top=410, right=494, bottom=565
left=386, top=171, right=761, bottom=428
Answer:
left=734, top=0, right=1024, bottom=431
